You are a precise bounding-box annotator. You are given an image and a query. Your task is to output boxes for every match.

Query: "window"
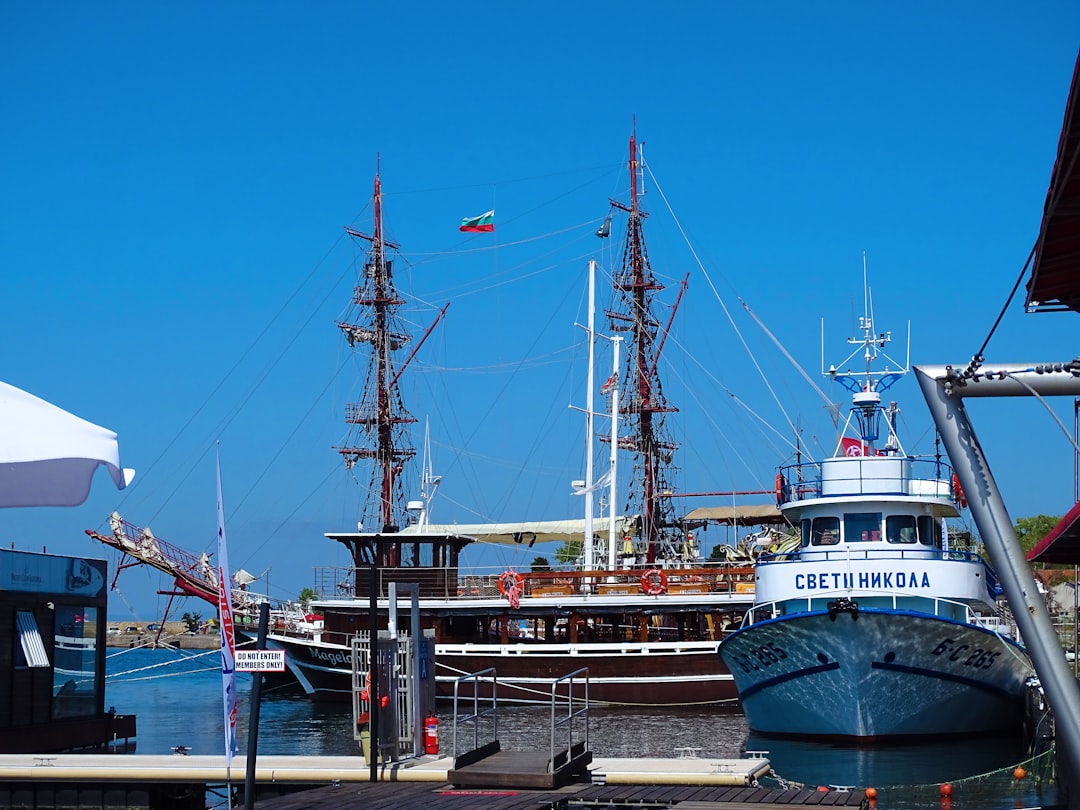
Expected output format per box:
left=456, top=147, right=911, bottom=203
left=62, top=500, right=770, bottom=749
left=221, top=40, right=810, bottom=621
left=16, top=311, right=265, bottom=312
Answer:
left=845, top=512, right=882, bottom=542
left=811, top=516, right=840, bottom=546
left=886, top=515, right=918, bottom=544
left=919, top=515, right=942, bottom=548
left=15, top=610, right=50, bottom=668
left=800, top=519, right=812, bottom=548
left=52, top=605, right=98, bottom=719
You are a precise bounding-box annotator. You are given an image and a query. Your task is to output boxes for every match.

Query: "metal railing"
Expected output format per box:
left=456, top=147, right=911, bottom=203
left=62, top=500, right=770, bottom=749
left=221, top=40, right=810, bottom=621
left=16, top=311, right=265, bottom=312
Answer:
left=548, top=667, right=589, bottom=773
left=451, top=667, right=498, bottom=761
left=743, top=593, right=1009, bottom=630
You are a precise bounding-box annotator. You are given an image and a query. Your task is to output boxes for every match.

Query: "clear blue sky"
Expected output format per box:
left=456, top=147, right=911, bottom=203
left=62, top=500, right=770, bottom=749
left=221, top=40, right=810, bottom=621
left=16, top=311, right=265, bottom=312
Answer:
left=2, top=4, right=1078, bottom=621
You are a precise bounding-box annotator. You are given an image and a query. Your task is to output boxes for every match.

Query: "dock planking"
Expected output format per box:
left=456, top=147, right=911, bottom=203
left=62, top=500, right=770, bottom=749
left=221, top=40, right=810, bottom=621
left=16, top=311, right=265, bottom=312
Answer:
left=253, top=780, right=869, bottom=809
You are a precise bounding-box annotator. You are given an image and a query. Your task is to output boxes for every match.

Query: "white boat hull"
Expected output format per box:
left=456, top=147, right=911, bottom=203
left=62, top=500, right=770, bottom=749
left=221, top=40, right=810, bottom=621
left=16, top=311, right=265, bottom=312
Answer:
left=719, top=608, right=1030, bottom=739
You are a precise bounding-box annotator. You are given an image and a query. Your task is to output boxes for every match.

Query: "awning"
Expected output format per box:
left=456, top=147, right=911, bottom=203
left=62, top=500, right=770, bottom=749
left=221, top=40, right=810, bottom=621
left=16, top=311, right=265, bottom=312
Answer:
left=1027, top=50, right=1080, bottom=314
left=394, top=515, right=635, bottom=546
left=683, top=504, right=787, bottom=527
left=1027, top=501, right=1080, bottom=564
left=0, top=380, right=133, bottom=507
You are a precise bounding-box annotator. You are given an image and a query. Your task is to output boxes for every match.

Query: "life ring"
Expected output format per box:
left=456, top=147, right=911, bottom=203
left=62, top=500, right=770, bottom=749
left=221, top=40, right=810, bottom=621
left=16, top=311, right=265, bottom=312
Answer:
left=775, top=473, right=786, bottom=506
left=497, top=570, right=524, bottom=597
left=952, top=473, right=967, bottom=509
left=641, top=568, right=668, bottom=596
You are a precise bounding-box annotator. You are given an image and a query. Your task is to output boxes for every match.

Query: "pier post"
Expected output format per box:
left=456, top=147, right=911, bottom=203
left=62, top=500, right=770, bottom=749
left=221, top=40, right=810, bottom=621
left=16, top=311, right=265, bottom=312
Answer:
left=243, top=602, right=270, bottom=810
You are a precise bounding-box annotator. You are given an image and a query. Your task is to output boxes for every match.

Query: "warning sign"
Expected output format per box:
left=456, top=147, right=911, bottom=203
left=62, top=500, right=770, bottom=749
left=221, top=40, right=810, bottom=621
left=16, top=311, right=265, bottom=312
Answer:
left=235, top=649, right=286, bottom=672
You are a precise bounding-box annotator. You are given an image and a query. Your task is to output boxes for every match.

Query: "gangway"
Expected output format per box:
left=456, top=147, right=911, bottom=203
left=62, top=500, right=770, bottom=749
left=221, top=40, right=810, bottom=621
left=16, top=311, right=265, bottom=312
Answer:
left=447, top=667, right=591, bottom=789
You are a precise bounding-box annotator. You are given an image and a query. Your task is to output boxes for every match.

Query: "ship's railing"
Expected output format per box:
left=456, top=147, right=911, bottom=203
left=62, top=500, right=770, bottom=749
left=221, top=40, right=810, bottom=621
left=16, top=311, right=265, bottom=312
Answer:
left=778, top=456, right=956, bottom=504
left=742, top=593, right=1006, bottom=629
left=312, top=562, right=758, bottom=602
left=756, top=548, right=984, bottom=566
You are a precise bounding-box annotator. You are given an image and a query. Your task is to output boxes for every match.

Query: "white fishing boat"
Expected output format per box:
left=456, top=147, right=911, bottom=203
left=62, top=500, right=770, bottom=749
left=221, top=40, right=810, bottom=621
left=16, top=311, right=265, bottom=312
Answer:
left=718, top=287, right=1035, bottom=739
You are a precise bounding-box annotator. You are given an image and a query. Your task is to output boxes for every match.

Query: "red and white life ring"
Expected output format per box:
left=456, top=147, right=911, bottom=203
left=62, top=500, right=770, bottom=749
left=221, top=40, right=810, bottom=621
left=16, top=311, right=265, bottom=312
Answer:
left=641, top=568, right=668, bottom=596
left=497, top=570, right=524, bottom=597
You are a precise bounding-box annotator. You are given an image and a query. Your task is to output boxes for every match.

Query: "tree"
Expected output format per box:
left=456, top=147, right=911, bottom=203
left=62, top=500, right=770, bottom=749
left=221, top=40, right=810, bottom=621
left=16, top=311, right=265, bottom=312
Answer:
left=1015, top=515, right=1061, bottom=556
left=181, top=611, right=202, bottom=633
left=298, top=587, right=317, bottom=611
left=530, top=556, right=551, bottom=572
left=555, top=539, right=583, bottom=567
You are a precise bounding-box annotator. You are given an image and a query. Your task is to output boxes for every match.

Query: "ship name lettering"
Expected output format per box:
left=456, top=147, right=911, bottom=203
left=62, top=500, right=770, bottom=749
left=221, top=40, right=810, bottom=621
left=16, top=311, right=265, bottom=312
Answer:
left=795, top=571, right=931, bottom=591
left=310, top=648, right=353, bottom=667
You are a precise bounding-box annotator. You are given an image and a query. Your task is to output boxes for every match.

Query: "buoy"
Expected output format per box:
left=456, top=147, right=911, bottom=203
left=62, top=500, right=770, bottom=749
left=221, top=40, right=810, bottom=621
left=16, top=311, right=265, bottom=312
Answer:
left=1014, top=766, right=1027, bottom=780
left=865, top=787, right=878, bottom=801
left=940, top=783, right=952, bottom=797
left=816, top=786, right=829, bottom=792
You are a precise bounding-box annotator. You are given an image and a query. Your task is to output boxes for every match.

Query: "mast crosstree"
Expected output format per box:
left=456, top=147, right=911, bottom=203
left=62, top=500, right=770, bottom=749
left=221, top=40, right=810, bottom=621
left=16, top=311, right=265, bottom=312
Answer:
left=604, top=130, right=688, bottom=564
left=336, top=168, right=448, bottom=533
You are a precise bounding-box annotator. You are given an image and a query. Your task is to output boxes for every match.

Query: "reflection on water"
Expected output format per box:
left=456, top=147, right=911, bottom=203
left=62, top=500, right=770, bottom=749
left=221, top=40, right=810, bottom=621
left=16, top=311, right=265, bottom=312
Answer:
left=745, top=732, right=1031, bottom=788
left=106, top=649, right=1059, bottom=808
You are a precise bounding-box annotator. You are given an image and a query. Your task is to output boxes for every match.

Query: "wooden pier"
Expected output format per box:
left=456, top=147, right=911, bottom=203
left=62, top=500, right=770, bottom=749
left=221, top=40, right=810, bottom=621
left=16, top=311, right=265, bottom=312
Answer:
left=0, top=753, right=867, bottom=809
left=253, top=779, right=869, bottom=809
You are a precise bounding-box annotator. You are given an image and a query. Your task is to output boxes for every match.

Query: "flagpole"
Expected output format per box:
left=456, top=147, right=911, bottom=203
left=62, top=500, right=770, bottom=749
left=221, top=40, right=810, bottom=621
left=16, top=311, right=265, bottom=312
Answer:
left=216, top=444, right=239, bottom=806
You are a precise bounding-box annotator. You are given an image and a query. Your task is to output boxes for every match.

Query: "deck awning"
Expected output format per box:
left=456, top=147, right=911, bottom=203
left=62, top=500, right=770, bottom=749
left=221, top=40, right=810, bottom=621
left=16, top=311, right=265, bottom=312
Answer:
left=1026, top=501, right=1080, bottom=564
left=1027, top=51, right=1080, bottom=314
left=683, top=504, right=787, bottom=527
left=380, top=515, right=636, bottom=546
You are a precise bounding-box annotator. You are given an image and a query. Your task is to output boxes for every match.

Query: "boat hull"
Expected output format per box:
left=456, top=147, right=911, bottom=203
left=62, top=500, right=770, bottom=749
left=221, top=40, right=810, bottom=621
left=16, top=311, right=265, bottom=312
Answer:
left=256, top=631, right=737, bottom=706
left=719, top=608, right=1030, bottom=739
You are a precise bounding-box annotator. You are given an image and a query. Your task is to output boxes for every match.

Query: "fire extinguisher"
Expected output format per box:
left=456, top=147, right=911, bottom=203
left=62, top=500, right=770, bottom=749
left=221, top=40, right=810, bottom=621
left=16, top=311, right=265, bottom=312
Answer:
left=424, top=713, right=439, bottom=755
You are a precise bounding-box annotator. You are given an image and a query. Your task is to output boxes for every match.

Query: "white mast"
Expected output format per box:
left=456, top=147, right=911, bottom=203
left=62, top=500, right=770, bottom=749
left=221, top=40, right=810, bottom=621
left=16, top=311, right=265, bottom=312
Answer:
left=583, top=260, right=597, bottom=572
left=607, top=335, right=621, bottom=569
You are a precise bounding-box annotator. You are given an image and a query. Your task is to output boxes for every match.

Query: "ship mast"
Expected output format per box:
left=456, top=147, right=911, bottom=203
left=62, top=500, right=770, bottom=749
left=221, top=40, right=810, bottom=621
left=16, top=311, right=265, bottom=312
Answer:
left=336, top=165, right=447, bottom=533
left=605, top=129, right=687, bottom=564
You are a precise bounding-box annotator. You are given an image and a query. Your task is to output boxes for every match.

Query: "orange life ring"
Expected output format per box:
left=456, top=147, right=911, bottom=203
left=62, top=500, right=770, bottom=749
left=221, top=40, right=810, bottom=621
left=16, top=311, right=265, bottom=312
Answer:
left=952, top=473, right=967, bottom=509
left=497, top=570, right=524, bottom=597
left=641, top=568, right=668, bottom=596
left=775, top=473, right=785, bottom=505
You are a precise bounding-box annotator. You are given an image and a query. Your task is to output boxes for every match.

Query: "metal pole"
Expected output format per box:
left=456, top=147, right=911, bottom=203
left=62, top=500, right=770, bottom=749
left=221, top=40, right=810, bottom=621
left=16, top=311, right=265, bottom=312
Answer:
left=916, top=364, right=1080, bottom=795
left=1074, top=398, right=1078, bottom=678
left=368, top=563, right=379, bottom=783
left=243, top=602, right=269, bottom=810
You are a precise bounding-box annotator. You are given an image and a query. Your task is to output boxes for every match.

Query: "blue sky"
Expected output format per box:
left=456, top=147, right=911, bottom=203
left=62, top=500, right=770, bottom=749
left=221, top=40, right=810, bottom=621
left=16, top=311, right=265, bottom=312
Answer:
left=1, top=4, right=1078, bottom=621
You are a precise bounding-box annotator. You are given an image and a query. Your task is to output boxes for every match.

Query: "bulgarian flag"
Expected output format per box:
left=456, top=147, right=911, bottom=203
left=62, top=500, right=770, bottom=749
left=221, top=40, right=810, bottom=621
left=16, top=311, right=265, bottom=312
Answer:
left=459, top=210, right=495, bottom=232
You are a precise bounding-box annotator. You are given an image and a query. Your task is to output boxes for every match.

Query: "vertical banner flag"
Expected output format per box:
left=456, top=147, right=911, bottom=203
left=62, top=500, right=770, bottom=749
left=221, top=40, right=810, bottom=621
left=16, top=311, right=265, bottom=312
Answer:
left=216, top=449, right=239, bottom=765
left=459, top=210, right=494, bottom=232
left=941, top=517, right=949, bottom=552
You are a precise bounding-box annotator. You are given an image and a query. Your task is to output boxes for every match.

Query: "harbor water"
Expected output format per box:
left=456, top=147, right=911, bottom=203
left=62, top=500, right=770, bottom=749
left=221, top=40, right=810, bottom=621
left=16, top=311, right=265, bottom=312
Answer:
left=105, top=647, right=1059, bottom=809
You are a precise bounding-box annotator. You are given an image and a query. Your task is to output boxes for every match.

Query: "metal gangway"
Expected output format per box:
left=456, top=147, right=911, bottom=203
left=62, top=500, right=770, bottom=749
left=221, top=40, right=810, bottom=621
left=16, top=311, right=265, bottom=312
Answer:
left=447, top=666, right=592, bottom=789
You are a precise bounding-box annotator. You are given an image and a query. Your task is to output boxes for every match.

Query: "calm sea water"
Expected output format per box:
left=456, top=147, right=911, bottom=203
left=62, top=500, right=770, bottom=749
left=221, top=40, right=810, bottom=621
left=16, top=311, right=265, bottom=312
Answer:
left=105, top=647, right=1060, bottom=809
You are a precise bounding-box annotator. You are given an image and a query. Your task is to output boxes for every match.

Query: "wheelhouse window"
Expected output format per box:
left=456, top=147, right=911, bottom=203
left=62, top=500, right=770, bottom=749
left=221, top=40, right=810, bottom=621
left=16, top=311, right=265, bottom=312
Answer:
left=845, top=512, right=882, bottom=542
left=919, top=515, right=943, bottom=548
left=811, top=516, right=840, bottom=546
left=800, top=519, right=811, bottom=548
left=886, top=515, right=918, bottom=544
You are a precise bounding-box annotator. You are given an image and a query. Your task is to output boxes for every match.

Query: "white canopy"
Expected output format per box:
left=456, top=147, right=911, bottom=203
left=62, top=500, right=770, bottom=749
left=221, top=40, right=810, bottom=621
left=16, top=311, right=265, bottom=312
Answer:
left=0, top=381, right=133, bottom=507
left=397, top=515, right=634, bottom=546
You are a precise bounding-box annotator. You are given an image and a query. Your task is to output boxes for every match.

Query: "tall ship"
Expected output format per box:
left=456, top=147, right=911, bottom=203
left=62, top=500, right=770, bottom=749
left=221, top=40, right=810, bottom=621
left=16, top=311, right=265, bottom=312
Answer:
left=718, top=290, right=1034, bottom=738
left=90, top=140, right=775, bottom=704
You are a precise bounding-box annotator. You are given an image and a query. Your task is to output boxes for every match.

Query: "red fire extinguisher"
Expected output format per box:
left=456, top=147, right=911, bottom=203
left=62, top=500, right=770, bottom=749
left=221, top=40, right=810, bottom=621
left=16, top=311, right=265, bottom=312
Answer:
left=424, top=713, right=439, bottom=755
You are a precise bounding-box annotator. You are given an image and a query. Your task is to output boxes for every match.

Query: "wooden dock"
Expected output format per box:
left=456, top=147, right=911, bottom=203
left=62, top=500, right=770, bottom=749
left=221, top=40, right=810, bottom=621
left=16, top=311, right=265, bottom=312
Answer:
left=0, top=752, right=867, bottom=809
left=252, top=780, right=869, bottom=809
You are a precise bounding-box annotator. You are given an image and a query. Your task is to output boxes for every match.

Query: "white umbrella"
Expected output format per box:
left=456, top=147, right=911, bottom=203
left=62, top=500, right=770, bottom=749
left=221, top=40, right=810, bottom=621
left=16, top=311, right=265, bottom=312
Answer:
left=0, top=380, right=134, bottom=507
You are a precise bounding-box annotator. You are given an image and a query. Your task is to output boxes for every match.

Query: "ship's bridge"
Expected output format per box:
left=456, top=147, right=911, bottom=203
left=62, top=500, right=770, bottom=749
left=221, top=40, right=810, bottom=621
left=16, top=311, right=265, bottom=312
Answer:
left=778, top=453, right=958, bottom=507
